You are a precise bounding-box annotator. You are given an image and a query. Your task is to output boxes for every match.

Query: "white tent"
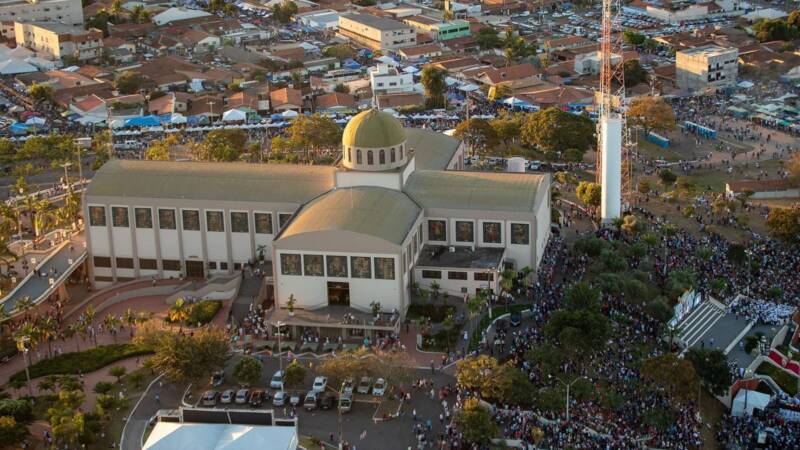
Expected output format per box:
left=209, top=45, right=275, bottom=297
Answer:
left=222, top=109, right=247, bottom=122
left=25, top=116, right=46, bottom=126
left=0, top=59, right=37, bottom=75
left=170, top=113, right=187, bottom=124
left=143, top=422, right=297, bottom=450
left=732, top=389, right=771, bottom=417
left=281, top=109, right=299, bottom=118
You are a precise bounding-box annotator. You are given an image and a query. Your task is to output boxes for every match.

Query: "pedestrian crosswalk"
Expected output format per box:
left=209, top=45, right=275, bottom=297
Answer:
left=677, top=301, right=726, bottom=348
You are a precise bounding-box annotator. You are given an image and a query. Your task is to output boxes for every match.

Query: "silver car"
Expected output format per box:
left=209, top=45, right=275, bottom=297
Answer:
left=272, top=391, right=287, bottom=406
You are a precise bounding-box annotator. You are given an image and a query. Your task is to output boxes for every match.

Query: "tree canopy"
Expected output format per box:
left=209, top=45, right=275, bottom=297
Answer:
left=191, top=129, right=247, bottom=161
left=271, top=1, right=298, bottom=24
left=684, top=348, right=732, bottom=396
left=114, top=71, right=145, bottom=95
left=233, top=356, right=262, bottom=386
left=627, top=96, right=676, bottom=135
left=142, top=328, right=230, bottom=384
left=521, top=107, right=595, bottom=156
left=421, top=66, right=447, bottom=109
left=576, top=181, right=602, bottom=209
left=766, top=207, right=800, bottom=245
left=454, top=398, right=498, bottom=445
left=453, top=119, right=498, bottom=156
left=623, top=59, right=649, bottom=87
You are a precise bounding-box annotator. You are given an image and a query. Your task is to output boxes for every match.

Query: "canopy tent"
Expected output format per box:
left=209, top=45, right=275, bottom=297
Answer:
left=502, top=97, right=535, bottom=109
left=458, top=83, right=480, bottom=92
left=342, top=59, right=361, bottom=70
left=8, top=123, right=30, bottom=135
left=125, top=116, right=161, bottom=127
left=0, top=59, right=38, bottom=75
left=281, top=109, right=299, bottom=118
left=402, top=66, right=419, bottom=74
left=143, top=422, right=298, bottom=450
left=25, top=116, right=46, bottom=126
left=732, top=389, right=771, bottom=417
left=169, top=113, right=187, bottom=124
left=222, top=109, right=247, bottom=122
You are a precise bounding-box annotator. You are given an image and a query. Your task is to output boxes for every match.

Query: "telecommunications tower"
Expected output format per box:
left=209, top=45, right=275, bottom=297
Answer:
left=596, top=0, right=633, bottom=223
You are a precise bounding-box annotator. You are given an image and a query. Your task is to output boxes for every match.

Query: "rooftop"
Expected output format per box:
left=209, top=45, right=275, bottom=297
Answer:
left=416, top=244, right=505, bottom=270
left=86, top=160, right=336, bottom=204
left=679, top=44, right=737, bottom=56
left=341, top=13, right=410, bottom=31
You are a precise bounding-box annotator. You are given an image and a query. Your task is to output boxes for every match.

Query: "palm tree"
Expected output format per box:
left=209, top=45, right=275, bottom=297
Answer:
left=169, top=298, right=190, bottom=332
left=38, top=316, right=58, bottom=358
left=84, top=305, right=97, bottom=347
left=13, top=322, right=38, bottom=395
left=104, top=313, right=121, bottom=343
left=0, top=203, right=19, bottom=237
left=32, top=199, right=56, bottom=239
left=0, top=307, right=11, bottom=335
left=14, top=296, right=34, bottom=319
left=110, top=0, right=123, bottom=20
left=63, top=191, right=81, bottom=226
left=130, top=4, right=144, bottom=23
left=0, top=227, right=18, bottom=275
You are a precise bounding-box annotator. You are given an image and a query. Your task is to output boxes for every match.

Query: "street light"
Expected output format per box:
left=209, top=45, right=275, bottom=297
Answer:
left=551, top=375, right=589, bottom=423
left=15, top=336, right=32, bottom=396
left=276, top=320, right=284, bottom=372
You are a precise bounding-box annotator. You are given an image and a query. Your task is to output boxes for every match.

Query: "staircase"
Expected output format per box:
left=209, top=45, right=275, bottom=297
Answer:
left=677, top=301, right=726, bottom=348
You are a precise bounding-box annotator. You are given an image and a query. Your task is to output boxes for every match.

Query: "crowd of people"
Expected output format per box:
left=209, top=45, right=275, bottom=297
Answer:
left=717, top=405, right=800, bottom=450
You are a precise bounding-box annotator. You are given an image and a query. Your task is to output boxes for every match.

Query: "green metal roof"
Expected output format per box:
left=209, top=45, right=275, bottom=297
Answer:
left=404, top=170, right=547, bottom=212
left=342, top=109, right=406, bottom=148
left=279, top=187, right=420, bottom=245
left=86, top=160, right=337, bottom=204
left=405, top=128, right=461, bottom=170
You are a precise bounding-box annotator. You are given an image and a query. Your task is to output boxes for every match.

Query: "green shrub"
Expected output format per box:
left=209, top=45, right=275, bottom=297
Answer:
left=0, top=399, right=32, bottom=422
left=406, top=304, right=456, bottom=323
left=8, top=344, right=152, bottom=384
left=165, top=300, right=222, bottom=327
left=756, top=362, right=799, bottom=395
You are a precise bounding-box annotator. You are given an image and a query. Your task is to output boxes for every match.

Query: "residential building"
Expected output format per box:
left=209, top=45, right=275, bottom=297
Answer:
left=14, top=22, right=103, bottom=61
left=338, top=13, right=416, bottom=51
left=296, top=9, right=340, bottom=30
left=0, top=0, right=83, bottom=26
left=84, top=110, right=550, bottom=337
left=403, top=16, right=470, bottom=41
left=676, top=45, right=738, bottom=92
left=153, top=7, right=212, bottom=26
left=370, top=63, right=414, bottom=97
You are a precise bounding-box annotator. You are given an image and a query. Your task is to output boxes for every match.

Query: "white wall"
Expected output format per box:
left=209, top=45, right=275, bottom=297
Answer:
left=111, top=227, right=133, bottom=257
left=231, top=232, right=251, bottom=263
left=159, top=229, right=180, bottom=259
left=135, top=228, right=157, bottom=259
left=182, top=230, right=203, bottom=261
left=534, top=196, right=551, bottom=267
left=335, top=171, right=401, bottom=190
left=414, top=267, right=497, bottom=297
left=89, top=225, right=110, bottom=257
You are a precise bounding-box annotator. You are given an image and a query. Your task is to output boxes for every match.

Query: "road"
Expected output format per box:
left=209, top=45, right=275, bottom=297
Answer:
left=121, top=376, right=184, bottom=450
left=1, top=232, right=87, bottom=313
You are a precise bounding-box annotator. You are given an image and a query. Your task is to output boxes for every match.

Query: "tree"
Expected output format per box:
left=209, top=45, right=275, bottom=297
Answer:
left=641, top=353, right=699, bottom=405
left=726, top=243, right=747, bottom=266
left=323, top=44, right=354, bottom=60
left=114, top=71, right=144, bottom=95
left=27, top=83, right=54, bottom=104
left=658, top=168, right=677, bottom=187
left=333, top=83, right=350, bottom=94
left=110, top=0, right=123, bottom=19
left=454, top=398, right=497, bottom=445
left=455, top=355, right=521, bottom=402
left=145, top=135, right=178, bottom=161
left=144, top=328, right=230, bottom=384
left=489, top=113, right=521, bottom=151
left=789, top=10, right=800, bottom=30
left=453, top=119, right=498, bottom=156
left=280, top=114, right=342, bottom=162
left=420, top=66, right=447, bottom=109
left=0, top=416, right=27, bottom=447
left=475, top=27, right=502, bottom=49
left=283, top=360, right=306, bottom=388
left=627, top=96, right=676, bottom=135
left=623, top=31, right=645, bottom=46
left=684, top=348, right=732, bottom=396
left=575, top=181, right=601, bottom=210
left=766, top=207, right=800, bottom=245
left=233, top=356, right=262, bottom=386
left=623, top=59, right=649, bottom=87
left=192, top=129, right=248, bottom=162
left=109, top=365, right=126, bottom=383
left=753, top=18, right=797, bottom=42
left=521, top=107, right=595, bottom=156
left=271, top=0, right=298, bottom=24
left=93, top=381, right=114, bottom=395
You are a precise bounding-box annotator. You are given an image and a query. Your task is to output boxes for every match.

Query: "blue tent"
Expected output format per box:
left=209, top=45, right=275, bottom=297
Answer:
left=343, top=59, right=361, bottom=70
left=186, top=115, right=209, bottom=126
left=9, top=123, right=29, bottom=135
left=124, top=115, right=161, bottom=127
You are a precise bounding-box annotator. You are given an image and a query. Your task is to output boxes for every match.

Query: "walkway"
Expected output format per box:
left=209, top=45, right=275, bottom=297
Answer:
left=230, top=273, right=263, bottom=324
left=1, top=232, right=87, bottom=314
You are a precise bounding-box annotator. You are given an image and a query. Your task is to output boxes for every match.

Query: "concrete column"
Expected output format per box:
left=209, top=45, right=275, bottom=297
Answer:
left=600, top=115, right=622, bottom=223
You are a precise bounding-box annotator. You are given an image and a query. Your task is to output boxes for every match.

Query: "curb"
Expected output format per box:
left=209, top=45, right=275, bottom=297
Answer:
left=119, top=373, right=163, bottom=450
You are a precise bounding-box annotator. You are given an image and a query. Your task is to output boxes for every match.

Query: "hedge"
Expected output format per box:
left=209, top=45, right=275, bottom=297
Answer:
left=8, top=344, right=152, bottom=384
left=756, top=362, right=799, bottom=396
left=406, top=304, right=456, bottom=323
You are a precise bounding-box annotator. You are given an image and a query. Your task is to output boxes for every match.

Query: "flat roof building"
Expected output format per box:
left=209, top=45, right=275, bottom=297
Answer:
left=337, top=13, right=416, bottom=51
left=676, top=45, right=738, bottom=93
left=15, top=22, right=103, bottom=61
left=0, top=0, right=83, bottom=26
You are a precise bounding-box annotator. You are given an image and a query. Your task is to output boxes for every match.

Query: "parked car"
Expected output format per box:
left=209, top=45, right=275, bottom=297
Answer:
left=339, top=393, right=353, bottom=413
left=250, top=390, right=265, bottom=407
left=304, top=391, right=319, bottom=410
left=372, top=378, right=387, bottom=396
left=272, top=391, right=287, bottom=406
left=220, top=389, right=234, bottom=404
left=270, top=371, right=284, bottom=389
left=290, top=392, right=302, bottom=406
left=320, top=392, right=337, bottom=410
left=211, top=371, right=224, bottom=387
left=342, top=378, right=354, bottom=396
left=312, top=376, right=328, bottom=393
left=509, top=312, right=522, bottom=327
left=235, top=388, right=250, bottom=404
left=357, top=376, right=372, bottom=394
left=201, top=390, right=218, bottom=406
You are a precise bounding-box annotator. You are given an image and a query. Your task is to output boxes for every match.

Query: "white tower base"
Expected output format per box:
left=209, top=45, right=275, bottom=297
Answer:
left=600, top=115, right=622, bottom=223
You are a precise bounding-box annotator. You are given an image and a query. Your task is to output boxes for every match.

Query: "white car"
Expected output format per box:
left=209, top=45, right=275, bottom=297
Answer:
left=270, top=371, right=284, bottom=389
left=220, top=389, right=234, bottom=404
left=272, top=391, right=286, bottom=406
left=372, top=378, right=387, bottom=396
left=234, top=388, right=250, bottom=404
left=312, top=376, right=328, bottom=393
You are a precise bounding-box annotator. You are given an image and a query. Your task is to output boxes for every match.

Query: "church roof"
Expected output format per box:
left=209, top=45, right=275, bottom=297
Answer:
left=86, top=160, right=336, bottom=204
left=342, top=109, right=406, bottom=149
left=279, top=187, right=420, bottom=245
left=404, top=170, right=548, bottom=212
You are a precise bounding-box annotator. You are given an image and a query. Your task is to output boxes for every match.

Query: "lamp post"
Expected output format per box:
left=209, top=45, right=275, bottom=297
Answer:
left=551, top=375, right=589, bottom=423
left=276, top=320, right=284, bottom=372
left=337, top=382, right=344, bottom=450
left=15, top=336, right=32, bottom=396
left=61, top=162, right=72, bottom=190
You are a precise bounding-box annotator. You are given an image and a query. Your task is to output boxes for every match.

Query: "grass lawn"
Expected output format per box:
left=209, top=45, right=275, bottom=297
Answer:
left=9, top=344, right=152, bottom=384
left=756, top=362, right=799, bottom=395
left=636, top=136, right=684, bottom=162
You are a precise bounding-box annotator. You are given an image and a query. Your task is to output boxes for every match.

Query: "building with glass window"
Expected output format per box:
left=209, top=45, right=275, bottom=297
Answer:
left=84, top=109, right=550, bottom=326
